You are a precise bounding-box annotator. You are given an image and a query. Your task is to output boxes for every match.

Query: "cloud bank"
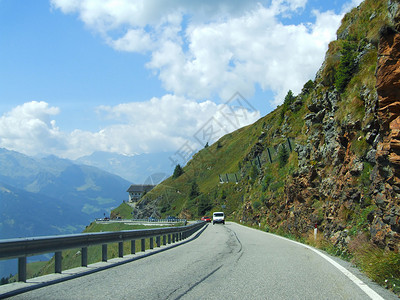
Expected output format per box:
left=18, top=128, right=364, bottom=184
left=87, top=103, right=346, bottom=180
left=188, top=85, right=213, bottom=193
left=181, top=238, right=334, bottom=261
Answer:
left=0, top=96, right=259, bottom=159
left=0, top=0, right=363, bottom=159
left=50, top=0, right=352, bottom=102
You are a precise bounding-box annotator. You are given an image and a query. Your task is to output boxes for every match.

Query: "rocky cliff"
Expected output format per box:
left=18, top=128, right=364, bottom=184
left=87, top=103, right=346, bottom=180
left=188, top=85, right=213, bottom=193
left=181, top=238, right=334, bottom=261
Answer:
left=262, top=0, right=400, bottom=253
left=373, top=1, right=400, bottom=251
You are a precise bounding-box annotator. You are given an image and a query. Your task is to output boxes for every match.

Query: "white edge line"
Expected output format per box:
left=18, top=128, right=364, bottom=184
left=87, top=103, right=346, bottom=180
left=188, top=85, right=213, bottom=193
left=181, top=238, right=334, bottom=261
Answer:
left=236, top=223, right=385, bottom=300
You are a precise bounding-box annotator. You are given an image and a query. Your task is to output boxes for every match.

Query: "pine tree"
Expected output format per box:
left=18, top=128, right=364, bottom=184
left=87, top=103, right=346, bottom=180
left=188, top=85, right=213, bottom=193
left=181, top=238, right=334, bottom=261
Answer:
left=278, top=144, right=289, bottom=168
left=173, top=164, right=184, bottom=178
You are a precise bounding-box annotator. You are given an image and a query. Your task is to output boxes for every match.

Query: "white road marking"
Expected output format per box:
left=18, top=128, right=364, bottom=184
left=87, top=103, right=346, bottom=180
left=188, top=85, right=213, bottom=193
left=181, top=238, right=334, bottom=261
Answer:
left=243, top=224, right=385, bottom=300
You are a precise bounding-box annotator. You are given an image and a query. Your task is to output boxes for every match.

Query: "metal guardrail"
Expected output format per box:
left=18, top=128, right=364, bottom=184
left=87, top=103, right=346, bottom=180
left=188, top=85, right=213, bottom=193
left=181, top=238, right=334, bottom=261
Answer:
left=131, top=218, right=187, bottom=223
left=0, top=221, right=206, bottom=282
left=96, top=218, right=187, bottom=223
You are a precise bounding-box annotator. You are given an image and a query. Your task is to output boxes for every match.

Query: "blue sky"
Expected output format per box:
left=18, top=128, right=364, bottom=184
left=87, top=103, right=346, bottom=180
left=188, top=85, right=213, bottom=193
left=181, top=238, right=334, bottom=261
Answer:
left=0, top=0, right=362, bottom=160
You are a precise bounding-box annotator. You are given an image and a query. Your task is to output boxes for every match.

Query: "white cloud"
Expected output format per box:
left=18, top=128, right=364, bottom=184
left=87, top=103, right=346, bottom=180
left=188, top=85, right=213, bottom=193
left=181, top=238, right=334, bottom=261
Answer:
left=0, top=97, right=259, bottom=159
left=341, top=0, right=363, bottom=14
left=0, top=101, right=64, bottom=155
left=110, top=29, right=154, bottom=53
left=37, top=0, right=362, bottom=159
left=50, top=0, right=347, bottom=104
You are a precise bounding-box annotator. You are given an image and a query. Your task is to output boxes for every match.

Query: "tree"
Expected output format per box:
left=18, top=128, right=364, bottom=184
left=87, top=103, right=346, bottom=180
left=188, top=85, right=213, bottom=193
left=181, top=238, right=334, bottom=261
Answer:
left=281, top=90, right=296, bottom=121
left=278, top=144, right=289, bottom=168
left=189, top=181, right=200, bottom=199
left=302, top=80, right=314, bottom=94
left=198, top=195, right=212, bottom=216
left=249, top=164, right=259, bottom=180
left=173, top=164, right=184, bottom=178
left=253, top=201, right=261, bottom=210
left=283, top=90, right=295, bottom=106
left=335, top=41, right=357, bottom=93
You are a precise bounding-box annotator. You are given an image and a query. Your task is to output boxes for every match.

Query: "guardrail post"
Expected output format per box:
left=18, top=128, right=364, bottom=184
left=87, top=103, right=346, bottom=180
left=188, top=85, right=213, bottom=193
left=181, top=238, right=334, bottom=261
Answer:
left=18, top=257, right=27, bottom=282
left=118, top=241, right=124, bottom=258
left=55, top=251, right=62, bottom=273
left=141, top=238, right=145, bottom=252
left=168, top=234, right=171, bottom=244
left=150, top=237, right=154, bottom=249
left=156, top=236, right=161, bottom=247
left=172, top=233, right=176, bottom=243
left=81, top=247, right=88, bottom=267
left=163, top=235, right=167, bottom=245
left=131, top=240, right=136, bottom=254
left=102, top=244, right=108, bottom=262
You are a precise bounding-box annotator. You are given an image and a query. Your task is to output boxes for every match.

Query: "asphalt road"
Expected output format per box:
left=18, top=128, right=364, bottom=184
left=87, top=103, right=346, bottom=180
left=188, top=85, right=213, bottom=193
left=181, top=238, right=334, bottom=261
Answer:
left=8, top=222, right=397, bottom=300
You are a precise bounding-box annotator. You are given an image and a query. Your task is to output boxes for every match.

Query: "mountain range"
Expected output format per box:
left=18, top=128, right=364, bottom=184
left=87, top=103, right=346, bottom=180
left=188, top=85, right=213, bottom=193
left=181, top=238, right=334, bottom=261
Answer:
left=0, top=148, right=132, bottom=240
left=75, top=151, right=174, bottom=184
left=0, top=148, right=177, bottom=278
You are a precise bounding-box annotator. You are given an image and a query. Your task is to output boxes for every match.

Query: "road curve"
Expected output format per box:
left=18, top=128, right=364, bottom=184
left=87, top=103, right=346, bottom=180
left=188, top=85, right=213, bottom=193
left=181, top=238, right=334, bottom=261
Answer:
left=8, top=222, right=397, bottom=300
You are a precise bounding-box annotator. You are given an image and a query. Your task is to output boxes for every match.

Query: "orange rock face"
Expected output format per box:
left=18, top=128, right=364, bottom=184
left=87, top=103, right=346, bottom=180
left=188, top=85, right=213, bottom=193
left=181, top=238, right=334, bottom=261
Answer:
left=376, top=26, right=400, bottom=184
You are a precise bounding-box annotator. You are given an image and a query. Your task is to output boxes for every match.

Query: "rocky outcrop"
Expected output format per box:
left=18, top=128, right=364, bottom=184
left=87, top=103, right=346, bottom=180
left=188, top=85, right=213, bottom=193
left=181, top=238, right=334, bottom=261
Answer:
left=371, top=20, right=400, bottom=251
left=376, top=25, right=400, bottom=188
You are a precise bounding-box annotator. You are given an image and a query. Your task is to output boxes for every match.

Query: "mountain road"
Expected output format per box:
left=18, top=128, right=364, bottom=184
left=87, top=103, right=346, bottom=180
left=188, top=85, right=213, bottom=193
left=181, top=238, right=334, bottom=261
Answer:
left=8, top=222, right=397, bottom=299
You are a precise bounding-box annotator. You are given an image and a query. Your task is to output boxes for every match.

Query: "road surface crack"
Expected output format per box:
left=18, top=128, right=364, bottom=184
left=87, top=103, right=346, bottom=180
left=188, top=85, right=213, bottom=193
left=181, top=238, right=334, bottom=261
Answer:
left=173, top=265, right=223, bottom=300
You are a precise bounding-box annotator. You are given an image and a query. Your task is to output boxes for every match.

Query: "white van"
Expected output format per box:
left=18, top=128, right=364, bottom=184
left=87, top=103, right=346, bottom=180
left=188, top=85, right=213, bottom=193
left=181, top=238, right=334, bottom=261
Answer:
left=212, top=212, right=225, bottom=225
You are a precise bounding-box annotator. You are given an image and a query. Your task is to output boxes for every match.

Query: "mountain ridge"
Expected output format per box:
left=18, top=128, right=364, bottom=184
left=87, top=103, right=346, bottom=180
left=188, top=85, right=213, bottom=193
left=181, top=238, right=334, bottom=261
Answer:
left=0, top=148, right=131, bottom=240
left=75, top=150, right=174, bottom=183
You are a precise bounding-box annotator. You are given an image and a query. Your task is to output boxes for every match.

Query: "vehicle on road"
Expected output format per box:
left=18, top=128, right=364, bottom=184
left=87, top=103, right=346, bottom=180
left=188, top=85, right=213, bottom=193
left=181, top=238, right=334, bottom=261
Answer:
left=166, top=216, right=177, bottom=221
left=212, top=212, right=225, bottom=224
left=201, top=216, right=211, bottom=222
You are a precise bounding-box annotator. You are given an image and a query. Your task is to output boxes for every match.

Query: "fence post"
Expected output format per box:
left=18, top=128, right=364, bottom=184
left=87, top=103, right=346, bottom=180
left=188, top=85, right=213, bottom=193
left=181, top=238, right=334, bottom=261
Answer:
left=81, top=247, right=88, bottom=267
left=18, top=257, right=27, bottom=282
left=267, top=148, right=272, bottom=163
left=102, top=244, right=108, bottom=262
left=118, top=241, right=124, bottom=257
left=141, top=238, right=146, bottom=252
left=287, top=137, right=293, bottom=152
left=314, top=223, right=318, bottom=241
left=131, top=240, right=136, bottom=254
left=55, top=251, right=62, bottom=273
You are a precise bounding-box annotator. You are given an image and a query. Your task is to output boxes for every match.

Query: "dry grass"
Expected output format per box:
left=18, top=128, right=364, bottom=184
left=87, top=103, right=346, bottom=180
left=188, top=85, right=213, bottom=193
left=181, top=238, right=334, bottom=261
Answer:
left=348, top=233, right=400, bottom=295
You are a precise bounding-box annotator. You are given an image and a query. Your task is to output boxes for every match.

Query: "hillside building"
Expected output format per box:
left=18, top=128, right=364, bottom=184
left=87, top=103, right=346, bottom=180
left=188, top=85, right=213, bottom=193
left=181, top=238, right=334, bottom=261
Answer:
left=127, top=184, right=155, bottom=203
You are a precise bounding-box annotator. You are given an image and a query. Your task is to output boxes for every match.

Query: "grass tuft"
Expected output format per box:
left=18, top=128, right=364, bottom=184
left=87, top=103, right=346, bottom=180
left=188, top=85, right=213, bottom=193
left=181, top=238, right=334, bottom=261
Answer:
left=348, top=234, right=400, bottom=294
